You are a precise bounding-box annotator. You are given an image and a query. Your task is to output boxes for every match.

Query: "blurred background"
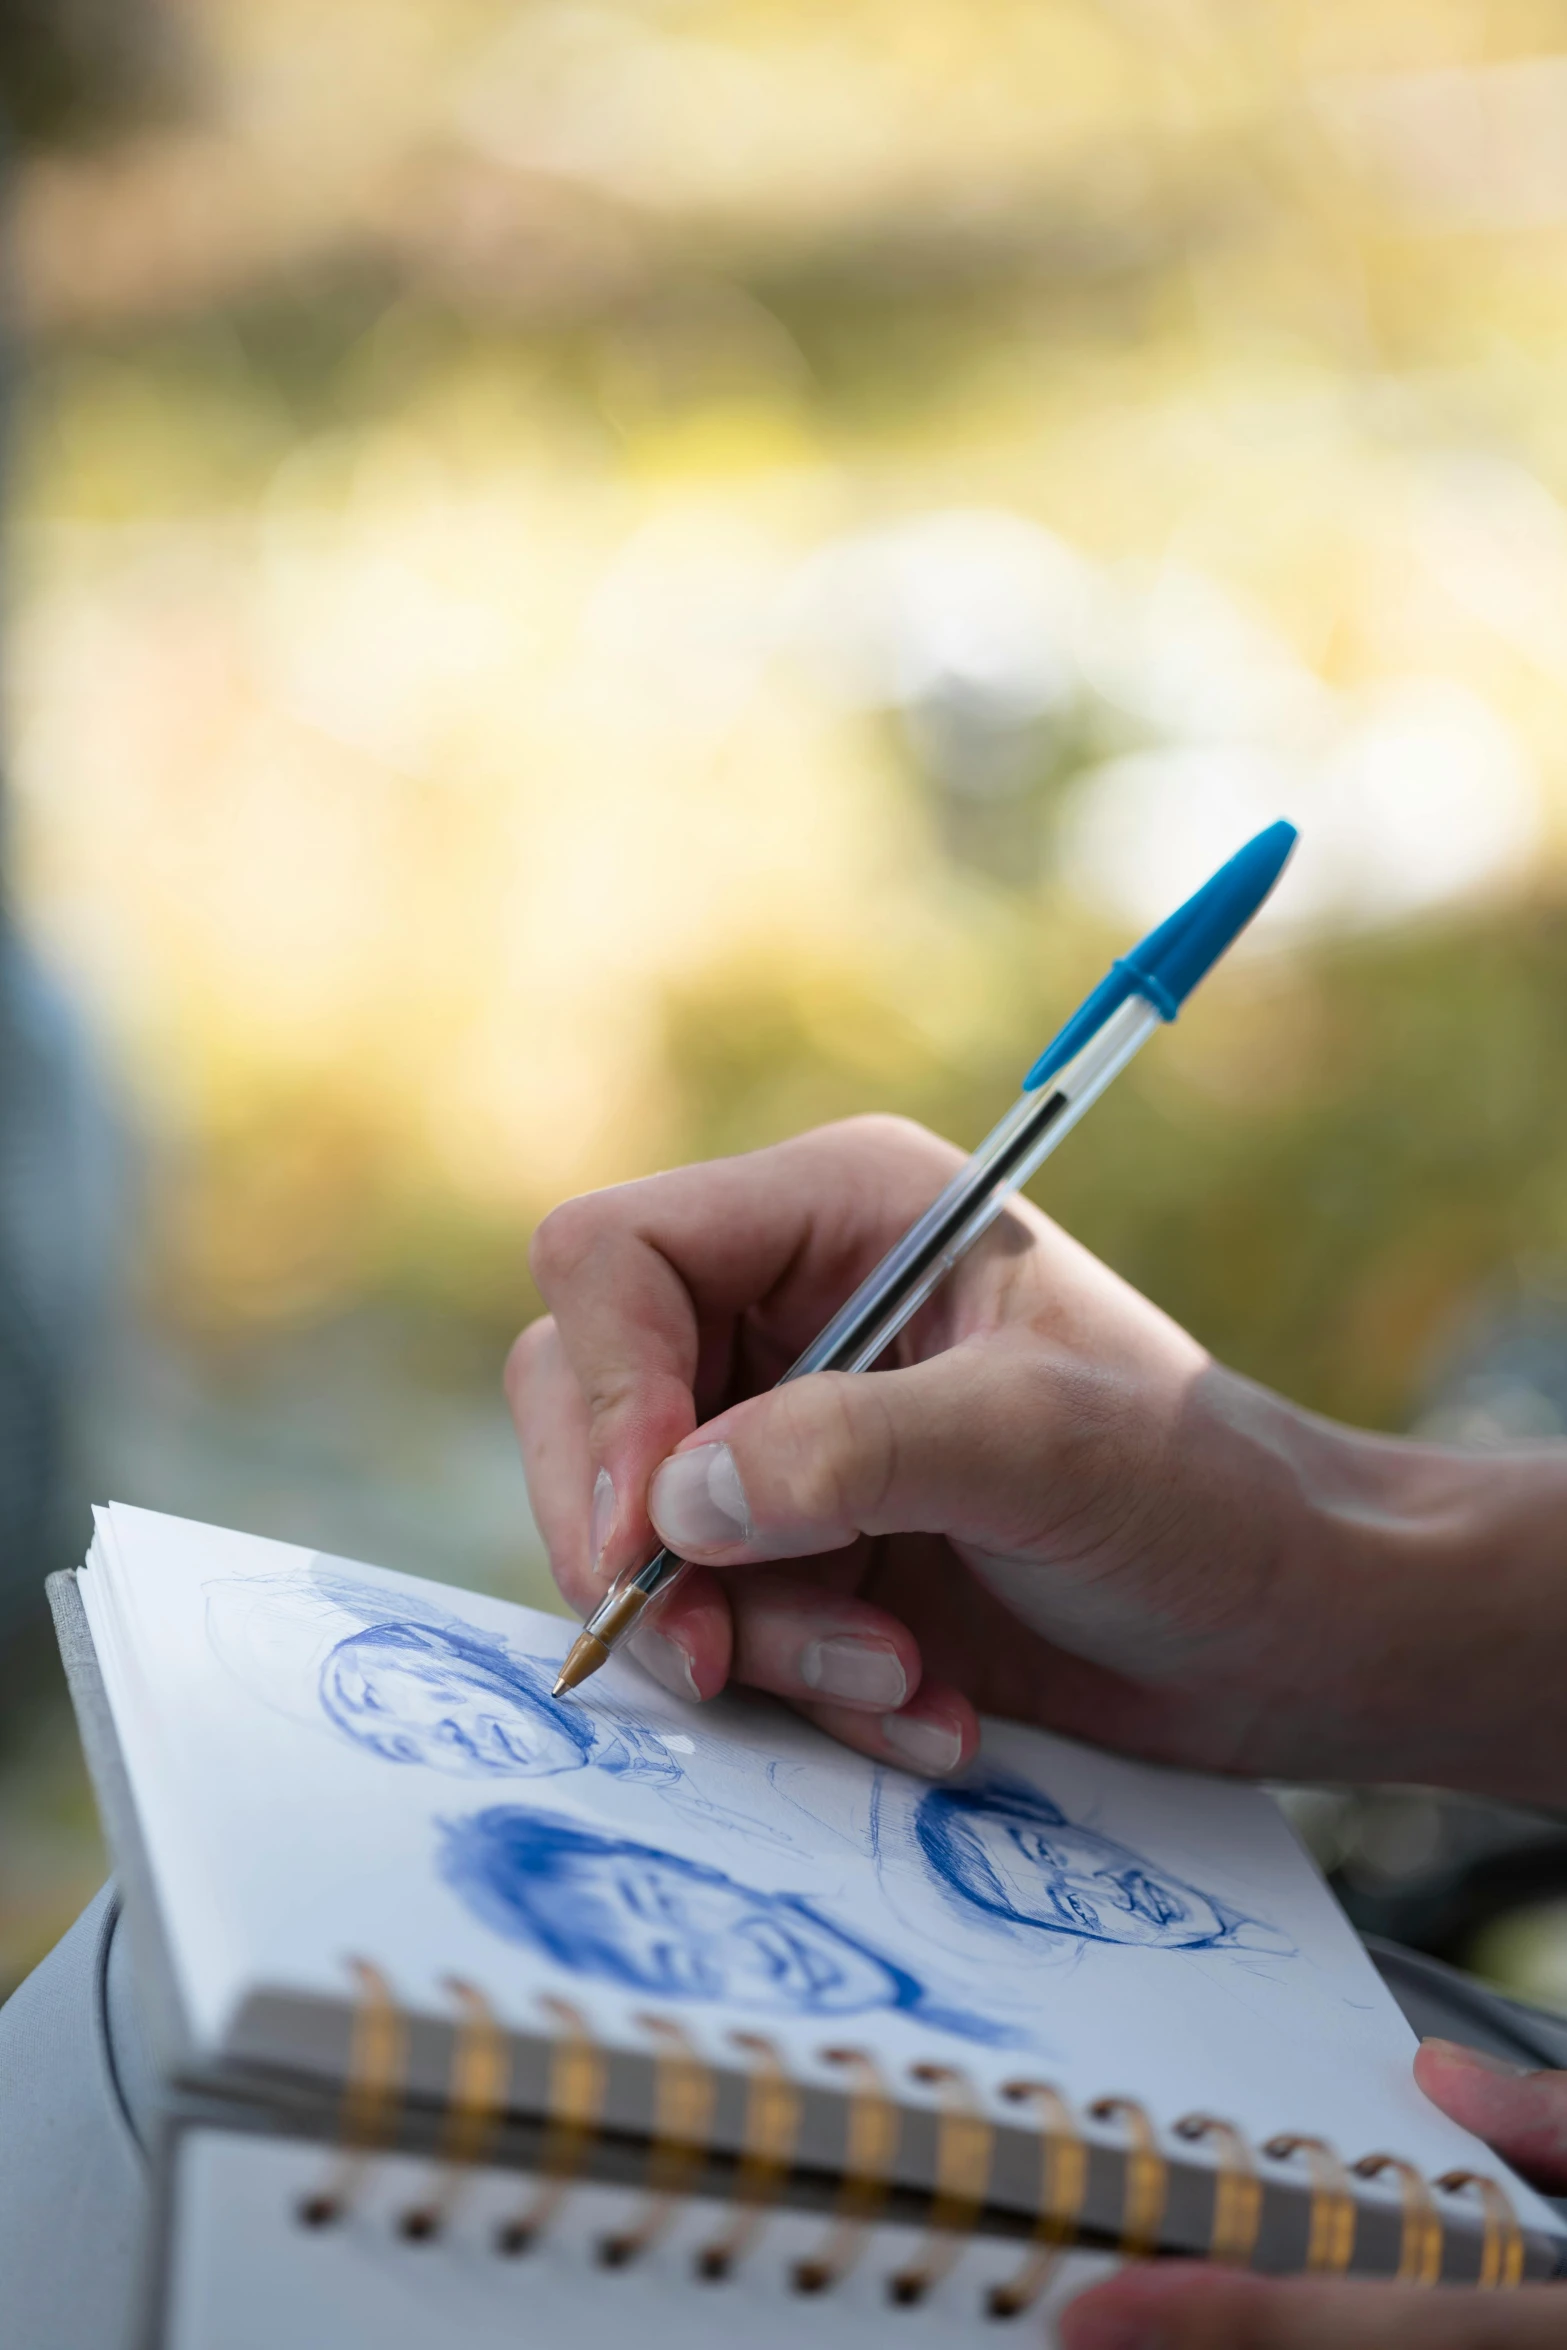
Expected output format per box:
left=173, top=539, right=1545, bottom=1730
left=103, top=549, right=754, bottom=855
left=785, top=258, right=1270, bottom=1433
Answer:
left=7, top=0, right=1567, bottom=2005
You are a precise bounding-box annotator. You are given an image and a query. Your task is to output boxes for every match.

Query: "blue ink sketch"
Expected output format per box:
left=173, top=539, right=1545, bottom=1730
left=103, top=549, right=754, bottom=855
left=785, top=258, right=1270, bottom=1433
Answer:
left=440, top=1806, right=1007, bottom=2036
left=915, top=1776, right=1287, bottom=1953
left=317, top=1605, right=676, bottom=1784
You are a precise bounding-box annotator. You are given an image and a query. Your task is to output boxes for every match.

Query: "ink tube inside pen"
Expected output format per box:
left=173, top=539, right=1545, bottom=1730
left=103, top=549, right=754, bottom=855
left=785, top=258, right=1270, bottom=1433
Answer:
left=792, top=993, right=1161, bottom=1379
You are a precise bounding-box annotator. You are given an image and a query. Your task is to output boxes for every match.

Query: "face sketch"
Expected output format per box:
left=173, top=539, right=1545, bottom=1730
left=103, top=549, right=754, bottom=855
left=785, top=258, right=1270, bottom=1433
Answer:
left=440, top=1807, right=912, bottom=2016
left=321, top=1624, right=592, bottom=1777
left=917, top=1784, right=1236, bottom=1950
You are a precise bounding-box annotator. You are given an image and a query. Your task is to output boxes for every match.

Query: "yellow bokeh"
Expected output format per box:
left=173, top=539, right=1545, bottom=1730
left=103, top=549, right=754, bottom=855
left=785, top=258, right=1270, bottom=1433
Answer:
left=10, top=0, right=1567, bottom=1414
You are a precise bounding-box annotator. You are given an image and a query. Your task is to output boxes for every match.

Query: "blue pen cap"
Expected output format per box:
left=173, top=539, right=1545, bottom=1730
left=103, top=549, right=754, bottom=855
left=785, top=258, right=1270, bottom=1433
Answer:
left=1024, top=819, right=1297, bottom=1089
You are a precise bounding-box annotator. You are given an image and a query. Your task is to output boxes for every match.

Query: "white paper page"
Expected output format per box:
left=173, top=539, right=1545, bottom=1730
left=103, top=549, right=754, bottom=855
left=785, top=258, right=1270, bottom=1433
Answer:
left=166, top=2130, right=1118, bottom=2350
left=85, top=1504, right=1556, bottom=2222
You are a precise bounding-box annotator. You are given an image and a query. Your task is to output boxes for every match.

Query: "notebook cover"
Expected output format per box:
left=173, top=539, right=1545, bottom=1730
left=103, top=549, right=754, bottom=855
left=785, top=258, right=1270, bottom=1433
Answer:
left=50, top=1564, right=1564, bottom=2315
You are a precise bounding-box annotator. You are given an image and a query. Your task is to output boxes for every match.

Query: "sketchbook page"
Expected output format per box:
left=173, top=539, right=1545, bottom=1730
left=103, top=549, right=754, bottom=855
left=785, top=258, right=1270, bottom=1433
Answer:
left=83, top=1503, right=1558, bottom=2231
left=163, top=2130, right=1116, bottom=2350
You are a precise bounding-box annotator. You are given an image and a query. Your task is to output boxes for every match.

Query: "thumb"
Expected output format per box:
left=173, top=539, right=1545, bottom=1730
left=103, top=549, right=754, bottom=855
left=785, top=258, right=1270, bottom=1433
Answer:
left=647, top=1342, right=1046, bottom=1565
left=1415, top=2039, right=1567, bottom=2191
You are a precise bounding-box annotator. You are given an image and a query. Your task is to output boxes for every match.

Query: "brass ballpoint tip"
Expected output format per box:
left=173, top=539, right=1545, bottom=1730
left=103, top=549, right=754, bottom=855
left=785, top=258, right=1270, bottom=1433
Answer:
left=552, top=1632, right=609, bottom=1698
left=552, top=1582, right=653, bottom=1699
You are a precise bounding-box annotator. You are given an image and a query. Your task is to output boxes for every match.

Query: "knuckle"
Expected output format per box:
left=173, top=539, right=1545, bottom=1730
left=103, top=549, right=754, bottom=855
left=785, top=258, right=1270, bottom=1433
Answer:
left=1019, top=1338, right=1123, bottom=1449
left=838, top=1111, right=955, bottom=1171
left=785, top=1111, right=950, bottom=1180
left=1019, top=1352, right=1159, bottom=1545
left=849, top=1378, right=903, bottom=1523
left=581, top=1368, right=646, bottom=1423
left=502, top=1316, right=554, bottom=1406
left=783, top=1375, right=898, bottom=1531
left=528, top=1194, right=610, bottom=1291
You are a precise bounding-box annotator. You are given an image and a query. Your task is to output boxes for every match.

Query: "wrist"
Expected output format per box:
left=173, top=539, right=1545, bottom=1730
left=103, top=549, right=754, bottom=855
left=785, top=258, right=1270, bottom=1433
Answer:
left=1276, top=1410, right=1567, bottom=1801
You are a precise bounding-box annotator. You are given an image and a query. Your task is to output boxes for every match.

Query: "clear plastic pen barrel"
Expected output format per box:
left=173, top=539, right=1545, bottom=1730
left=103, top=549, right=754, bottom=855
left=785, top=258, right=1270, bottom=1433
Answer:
left=784, top=993, right=1161, bottom=1381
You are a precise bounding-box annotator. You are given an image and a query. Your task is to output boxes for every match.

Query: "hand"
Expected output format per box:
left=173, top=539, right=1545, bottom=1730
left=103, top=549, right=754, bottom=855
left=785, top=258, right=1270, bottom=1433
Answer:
left=1060, top=2040, right=1567, bottom=2347
left=508, top=1115, right=1567, bottom=1797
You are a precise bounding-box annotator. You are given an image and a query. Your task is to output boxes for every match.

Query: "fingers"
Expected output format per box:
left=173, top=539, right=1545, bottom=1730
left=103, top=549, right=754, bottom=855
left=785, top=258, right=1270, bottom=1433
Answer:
left=523, top=1119, right=963, bottom=1582
left=506, top=1315, right=601, bottom=1617
left=517, top=1221, right=697, bottom=1588
left=646, top=1336, right=1067, bottom=1567
left=1414, top=2041, right=1567, bottom=2192
left=726, top=1570, right=921, bottom=1709
left=794, top=1683, right=979, bottom=1776
left=723, top=1566, right=978, bottom=1771
left=627, top=1564, right=979, bottom=1776
left=625, top=1565, right=733, bottom=1703
left=507, top=1313, right=731, bottom=1693
left=1061, top=2264, right=1567, bottom=2349
left=507, top=1314, right=973, bottom=1774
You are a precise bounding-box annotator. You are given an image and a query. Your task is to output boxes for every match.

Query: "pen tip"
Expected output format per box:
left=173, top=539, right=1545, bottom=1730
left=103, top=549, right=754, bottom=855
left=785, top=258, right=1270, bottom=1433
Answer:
left=553, top=1632, right=610, bottom=1697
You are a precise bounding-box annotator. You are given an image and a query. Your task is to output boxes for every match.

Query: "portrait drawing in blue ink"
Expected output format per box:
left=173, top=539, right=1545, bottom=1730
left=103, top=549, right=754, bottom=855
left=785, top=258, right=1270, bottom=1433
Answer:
left=441, top=1806, right=971, bottom=2026
left=914, top=1777, right=1285, bottom=1953
left=317, top=1610, right=676, bottom=1784
left=320, top=1620, right=596, bottom=1775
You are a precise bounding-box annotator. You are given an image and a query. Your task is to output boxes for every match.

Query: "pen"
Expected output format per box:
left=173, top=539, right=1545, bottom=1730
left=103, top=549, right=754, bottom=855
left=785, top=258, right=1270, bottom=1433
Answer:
left=554, top=817, right=1298, bottom=1697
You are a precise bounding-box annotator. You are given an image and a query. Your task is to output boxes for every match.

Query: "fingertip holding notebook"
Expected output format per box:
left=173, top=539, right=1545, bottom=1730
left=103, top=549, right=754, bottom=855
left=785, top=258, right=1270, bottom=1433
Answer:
left=49, top=1504, right=1564, bottom=2349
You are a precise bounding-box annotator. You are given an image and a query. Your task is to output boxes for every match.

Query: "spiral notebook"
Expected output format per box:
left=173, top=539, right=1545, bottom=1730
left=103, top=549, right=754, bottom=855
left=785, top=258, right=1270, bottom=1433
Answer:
left=51, top=1505, right=1565, bottom=2348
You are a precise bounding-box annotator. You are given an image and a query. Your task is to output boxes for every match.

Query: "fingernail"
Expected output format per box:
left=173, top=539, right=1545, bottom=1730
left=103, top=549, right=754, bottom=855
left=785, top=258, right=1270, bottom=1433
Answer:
left=649, top=1441, right=750, bottom=1553
left=880, top=1712, right=963, bottom=1776
left=590, top=1467, right=615, bottom=1574
left=1421, top=2037, right=1530, bottom=2076
left=801, top=1635, right=907, bottom=1707
left=630, top=1624, right=701, bottom=1703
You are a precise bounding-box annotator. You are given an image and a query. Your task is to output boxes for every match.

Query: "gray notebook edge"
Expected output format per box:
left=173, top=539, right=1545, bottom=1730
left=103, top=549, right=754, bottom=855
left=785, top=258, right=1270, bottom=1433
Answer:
left=47, top=1567, right=194, bottom=2078
left=47, top=1568, right=1563, bottom=2294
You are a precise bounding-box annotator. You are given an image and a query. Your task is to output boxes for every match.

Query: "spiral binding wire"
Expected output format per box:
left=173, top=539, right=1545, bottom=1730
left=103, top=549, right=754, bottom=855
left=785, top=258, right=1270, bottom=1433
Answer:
left=792, top=2047, right=898, bottom=2294
left=1263, top=2134, right=1357, bottom=2275
left=399, top=1979, right=509, bottom=2240
left=294, top=1959, right=1534, bottom=2305
left=600, top=2015, right=717, bottom=2267
left=1352, top=2154, right=1442, bottom=2288
left=296, top=1959, right=406, bottom=2229
left=887, top=2064, right=993, bottom=2305
left=1173, top=2114, right=1262, bottom=2269
left=497, top=1995, right=606, bottom=2254
left=695, top=2035, right=801, bottom=2282
left=1435, top=2170, right=1526, bottom=2290
left=1089, top=2098, right=1167, bottom=2263
left=986, top=2080, right=1088, bottom=2319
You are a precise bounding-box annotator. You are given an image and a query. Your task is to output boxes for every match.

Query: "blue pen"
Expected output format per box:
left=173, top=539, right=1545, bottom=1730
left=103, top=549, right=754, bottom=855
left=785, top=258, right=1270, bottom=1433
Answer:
left=554, top=819, right=1298, bottom=1694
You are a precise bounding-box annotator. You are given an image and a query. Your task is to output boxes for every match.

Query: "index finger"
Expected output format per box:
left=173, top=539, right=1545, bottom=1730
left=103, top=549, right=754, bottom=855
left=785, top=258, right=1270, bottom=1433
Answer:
left=520, top=1117, right=962, bottom=1580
